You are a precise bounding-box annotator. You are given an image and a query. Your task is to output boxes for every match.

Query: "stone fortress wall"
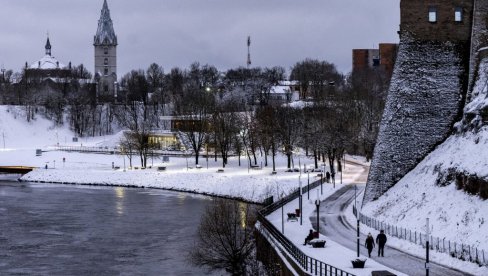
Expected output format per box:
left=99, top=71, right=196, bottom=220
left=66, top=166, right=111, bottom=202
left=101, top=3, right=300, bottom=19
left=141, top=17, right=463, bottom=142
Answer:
left=363, top=0, right=484, bottom=203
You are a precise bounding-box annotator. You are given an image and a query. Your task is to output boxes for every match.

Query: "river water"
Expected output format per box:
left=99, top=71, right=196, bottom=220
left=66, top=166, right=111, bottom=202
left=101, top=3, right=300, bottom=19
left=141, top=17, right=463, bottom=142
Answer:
left=0, top=180, right=222, bottom=275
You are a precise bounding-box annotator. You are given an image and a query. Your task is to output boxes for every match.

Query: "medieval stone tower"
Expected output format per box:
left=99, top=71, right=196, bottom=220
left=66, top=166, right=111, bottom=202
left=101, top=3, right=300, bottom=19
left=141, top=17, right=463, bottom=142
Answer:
left=363, top=0, right=477, bottom=203
left=94, top=0, right=117, bottom=100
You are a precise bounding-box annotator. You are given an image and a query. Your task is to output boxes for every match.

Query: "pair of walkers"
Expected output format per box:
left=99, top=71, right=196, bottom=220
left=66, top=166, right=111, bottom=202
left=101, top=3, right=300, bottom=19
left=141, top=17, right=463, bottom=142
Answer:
left=365, top=230, right=387, bottom=257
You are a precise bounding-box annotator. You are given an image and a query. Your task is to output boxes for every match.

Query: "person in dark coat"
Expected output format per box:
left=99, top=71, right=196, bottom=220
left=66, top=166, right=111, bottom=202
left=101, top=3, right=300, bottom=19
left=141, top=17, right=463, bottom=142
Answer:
left=365, top=233, right=375, bottom=257
left=303, top=229, right=314, bottom=245
left=376, top=230, right=387, bottom=257
left=325, top=171, right=331, bottom=183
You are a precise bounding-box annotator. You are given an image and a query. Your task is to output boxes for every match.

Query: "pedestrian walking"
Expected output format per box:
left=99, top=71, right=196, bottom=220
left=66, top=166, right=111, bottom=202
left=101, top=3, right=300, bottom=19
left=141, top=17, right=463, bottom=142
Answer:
left=325, top=171, right=330, bottom=183
left=376, top=230, right=387, bottom=257
left=365, top=233, right=375, bottom=257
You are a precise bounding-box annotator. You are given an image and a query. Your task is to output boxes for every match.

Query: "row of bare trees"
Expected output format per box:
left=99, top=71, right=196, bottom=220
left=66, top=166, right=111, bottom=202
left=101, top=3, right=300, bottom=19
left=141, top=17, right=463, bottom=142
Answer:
left=0, top=58, right=389, bottom=169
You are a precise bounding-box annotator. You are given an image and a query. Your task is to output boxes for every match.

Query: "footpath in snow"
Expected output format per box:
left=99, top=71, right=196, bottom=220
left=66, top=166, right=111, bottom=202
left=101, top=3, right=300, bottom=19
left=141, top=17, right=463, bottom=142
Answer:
left=265, top=164, right=407, bottom=276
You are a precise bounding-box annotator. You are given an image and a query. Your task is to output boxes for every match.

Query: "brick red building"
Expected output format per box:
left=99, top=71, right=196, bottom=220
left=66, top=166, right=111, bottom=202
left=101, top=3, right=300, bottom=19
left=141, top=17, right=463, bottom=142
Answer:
left=352, top=43, right=398, bottom=78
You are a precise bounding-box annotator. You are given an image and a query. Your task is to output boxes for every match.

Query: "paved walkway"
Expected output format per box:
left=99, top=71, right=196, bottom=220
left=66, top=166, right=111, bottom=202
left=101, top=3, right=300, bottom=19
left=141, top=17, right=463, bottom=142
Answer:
left=311, top=185, right=470, bottom=276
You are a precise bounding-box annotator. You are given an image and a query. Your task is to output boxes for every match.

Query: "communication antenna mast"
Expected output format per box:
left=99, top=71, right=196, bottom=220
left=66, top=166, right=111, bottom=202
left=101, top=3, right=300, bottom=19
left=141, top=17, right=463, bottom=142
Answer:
left=247, top=36, right=251, bottom=68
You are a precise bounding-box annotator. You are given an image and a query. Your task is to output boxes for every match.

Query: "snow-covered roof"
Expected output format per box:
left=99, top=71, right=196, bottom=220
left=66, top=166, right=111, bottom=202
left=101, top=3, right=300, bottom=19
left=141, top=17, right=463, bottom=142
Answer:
left=94, top=0, right=117, bottom=46
left=278, top=80, right=299, bottom=86
left=29, top=55, right=66, bottom=70
left=270, top=85, right=290, bottom=94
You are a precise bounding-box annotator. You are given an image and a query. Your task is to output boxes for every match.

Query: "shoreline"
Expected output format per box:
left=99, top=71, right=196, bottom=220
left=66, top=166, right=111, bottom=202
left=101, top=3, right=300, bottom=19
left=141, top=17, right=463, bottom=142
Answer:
left=18, top=178, right=266, bottom=205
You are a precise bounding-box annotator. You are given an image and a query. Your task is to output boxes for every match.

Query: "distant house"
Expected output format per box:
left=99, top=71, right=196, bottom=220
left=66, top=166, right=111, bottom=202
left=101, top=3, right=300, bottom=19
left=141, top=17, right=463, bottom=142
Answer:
left=352, top=43, right=398, bottom=78
left=268, top=84, right=299, bottom=106
left=148, top=131, right=182, bottom=151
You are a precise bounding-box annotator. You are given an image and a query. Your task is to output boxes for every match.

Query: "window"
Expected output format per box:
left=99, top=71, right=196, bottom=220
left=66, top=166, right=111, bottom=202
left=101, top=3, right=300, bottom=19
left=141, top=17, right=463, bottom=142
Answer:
left=104, top=47, right=108, bottom=55
left=455, top=7, right=462, bottom=22
left=429, top=7, right=437, bottom=23
left=373, top=58, right=380, bottom=67
left=104, top=85, right=109, bottom=92
left=104, top=67, right=109, bottom=75
left=104, top=58, right=108, bottom=65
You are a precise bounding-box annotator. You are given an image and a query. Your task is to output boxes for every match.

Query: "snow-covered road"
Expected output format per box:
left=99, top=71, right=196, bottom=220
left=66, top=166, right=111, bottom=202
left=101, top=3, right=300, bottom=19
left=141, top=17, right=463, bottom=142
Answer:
left=315, top=185, right=469, bottom=276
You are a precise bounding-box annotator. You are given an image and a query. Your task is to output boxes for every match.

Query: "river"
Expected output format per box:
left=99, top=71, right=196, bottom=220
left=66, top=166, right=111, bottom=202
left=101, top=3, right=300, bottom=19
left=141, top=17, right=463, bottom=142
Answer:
left=0, top=179, right=223, bottom=275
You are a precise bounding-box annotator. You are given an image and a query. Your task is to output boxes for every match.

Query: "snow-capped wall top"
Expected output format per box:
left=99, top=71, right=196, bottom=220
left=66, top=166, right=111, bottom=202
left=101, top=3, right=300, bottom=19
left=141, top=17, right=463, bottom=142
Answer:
left=29, top=55, right=66, bottom=70
left=94, top=0, right=117, bottom=46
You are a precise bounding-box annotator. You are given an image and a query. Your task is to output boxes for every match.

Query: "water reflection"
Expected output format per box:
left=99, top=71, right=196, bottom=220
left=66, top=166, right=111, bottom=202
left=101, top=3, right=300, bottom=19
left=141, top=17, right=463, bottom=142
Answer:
left=239, top=201, right=247, bottom=228
left=177, top=192, right=187, bottom=205
left=1, top=182, right=220, bottom=275
left=114, top=187, right=125, bottom=215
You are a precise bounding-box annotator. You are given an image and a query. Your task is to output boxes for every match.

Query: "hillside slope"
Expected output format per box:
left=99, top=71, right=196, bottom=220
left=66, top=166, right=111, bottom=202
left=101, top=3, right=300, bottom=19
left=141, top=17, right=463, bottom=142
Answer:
left=362, top=59, right=488, bottom=252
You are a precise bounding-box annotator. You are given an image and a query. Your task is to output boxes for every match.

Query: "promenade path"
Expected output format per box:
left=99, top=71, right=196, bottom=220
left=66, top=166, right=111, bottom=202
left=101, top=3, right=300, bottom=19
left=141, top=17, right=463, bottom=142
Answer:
left=312, top=184, right=470, bottom=276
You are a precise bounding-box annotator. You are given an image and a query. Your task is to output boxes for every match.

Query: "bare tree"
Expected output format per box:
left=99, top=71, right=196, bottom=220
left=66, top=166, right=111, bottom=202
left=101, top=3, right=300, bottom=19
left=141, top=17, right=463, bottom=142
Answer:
left=255, top=106, right=279, bottom=171
left=290, top=58, right=343, bottom=100
left=189, top=199, right=258, bottom=275
left=212, top=101, right=240, bottom=168
left=173, top=63, right=217, bottom=165
left=114, top=101, right=157, bottom=168
left=275, top=106, right=303, bottom=169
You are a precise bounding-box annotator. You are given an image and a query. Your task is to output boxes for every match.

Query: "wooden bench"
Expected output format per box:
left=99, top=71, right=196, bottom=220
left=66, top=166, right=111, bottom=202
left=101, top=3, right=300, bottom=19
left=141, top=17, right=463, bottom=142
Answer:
left=310, top=239, right=326, bottom=248
left=157, top=166, right=166, bottom=171
left=196, top=165, right=202, bottom=169
left=217, top=169, right=224, bottom=173
left=287, top=213, right=298, bottom=222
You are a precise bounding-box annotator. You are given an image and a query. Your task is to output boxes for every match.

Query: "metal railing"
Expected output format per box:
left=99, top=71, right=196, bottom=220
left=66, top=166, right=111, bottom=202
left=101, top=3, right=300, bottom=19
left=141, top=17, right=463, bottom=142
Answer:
left=258, top=179, right=355, bottom=276
left=53, top=146, right=190, bottom=157
left=353, top=207, right=488, bottom=267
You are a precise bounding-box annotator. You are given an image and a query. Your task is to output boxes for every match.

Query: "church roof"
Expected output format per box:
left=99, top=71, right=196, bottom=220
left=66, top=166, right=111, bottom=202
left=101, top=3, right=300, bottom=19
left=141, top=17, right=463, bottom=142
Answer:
left=94, top=0, right=117, bottom=46
left=29, top=55, right=66, bottom=70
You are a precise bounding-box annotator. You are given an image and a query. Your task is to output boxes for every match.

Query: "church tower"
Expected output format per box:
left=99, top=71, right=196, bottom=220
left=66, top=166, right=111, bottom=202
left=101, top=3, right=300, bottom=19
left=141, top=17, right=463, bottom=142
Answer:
left=94, top=0, right=117, bottom=100
left=45, top=37, right=52, bottom=56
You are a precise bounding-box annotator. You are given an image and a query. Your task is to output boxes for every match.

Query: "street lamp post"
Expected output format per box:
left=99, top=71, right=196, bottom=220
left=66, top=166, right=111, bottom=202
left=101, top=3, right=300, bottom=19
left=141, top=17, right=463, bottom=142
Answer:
left=299, top=176, right=303, bottom=225
left=426, top=218, right=430, bottom=276
left=315, top=190, right=320, bottom=234
left=307, top=172, right=310, bottom=200
left=355, top=185, right=360, bottom=258
left=298, top=157, right=301, bottom=176
left=307, top=169, right=310, bottom=198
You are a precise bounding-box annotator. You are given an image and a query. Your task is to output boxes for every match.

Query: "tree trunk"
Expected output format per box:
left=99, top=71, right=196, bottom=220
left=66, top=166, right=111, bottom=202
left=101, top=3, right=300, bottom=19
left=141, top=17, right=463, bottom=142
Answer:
left=314, top=150, right=318, bottom=169
left=271, top=144, right=276, bottom=172
left=195, top=152, right=200, bottom=165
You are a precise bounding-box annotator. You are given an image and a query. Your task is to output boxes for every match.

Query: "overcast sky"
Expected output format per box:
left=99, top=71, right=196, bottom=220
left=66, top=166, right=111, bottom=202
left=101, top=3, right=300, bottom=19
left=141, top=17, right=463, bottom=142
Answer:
left=0, top=0, right=400, bottom=76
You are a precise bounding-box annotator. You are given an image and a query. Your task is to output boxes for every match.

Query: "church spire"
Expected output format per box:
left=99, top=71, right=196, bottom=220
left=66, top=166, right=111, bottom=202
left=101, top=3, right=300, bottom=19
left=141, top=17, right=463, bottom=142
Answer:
left=45, top=36, right=52, bottom=56
left=94, top=0, right=117, bottom=46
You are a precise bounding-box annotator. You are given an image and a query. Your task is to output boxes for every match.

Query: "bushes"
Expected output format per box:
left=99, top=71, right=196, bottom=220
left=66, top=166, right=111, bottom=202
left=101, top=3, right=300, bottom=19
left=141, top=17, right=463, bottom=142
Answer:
left=438, top=168, right=488, bottom=200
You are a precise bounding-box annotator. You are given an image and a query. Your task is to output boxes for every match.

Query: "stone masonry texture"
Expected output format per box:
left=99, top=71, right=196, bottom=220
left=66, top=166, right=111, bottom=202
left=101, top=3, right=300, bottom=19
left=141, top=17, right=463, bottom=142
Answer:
left=363, top=0, right=475, bottom=203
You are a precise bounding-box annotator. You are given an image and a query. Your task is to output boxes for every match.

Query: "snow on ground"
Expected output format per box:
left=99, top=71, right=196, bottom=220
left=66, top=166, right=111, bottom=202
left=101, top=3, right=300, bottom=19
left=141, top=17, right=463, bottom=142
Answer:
left=266, top=169, right=405, bottom=276
left=0, top=106, right=75, bottom=149
left=362, top=126, right=488, bottom=254
left=0, top=105, right=362, bottom=204
left=345, top=188, right=488, bottom=276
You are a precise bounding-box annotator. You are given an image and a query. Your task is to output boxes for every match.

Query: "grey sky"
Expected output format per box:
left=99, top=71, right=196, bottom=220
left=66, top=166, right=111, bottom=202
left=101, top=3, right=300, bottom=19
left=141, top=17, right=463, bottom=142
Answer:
left=0, top=0, right=400, bottom=76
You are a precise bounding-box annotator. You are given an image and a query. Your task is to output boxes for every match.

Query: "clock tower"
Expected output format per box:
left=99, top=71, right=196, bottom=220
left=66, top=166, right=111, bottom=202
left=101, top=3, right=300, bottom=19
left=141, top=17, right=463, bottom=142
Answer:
left=94, top=0, right=117, bottom=100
